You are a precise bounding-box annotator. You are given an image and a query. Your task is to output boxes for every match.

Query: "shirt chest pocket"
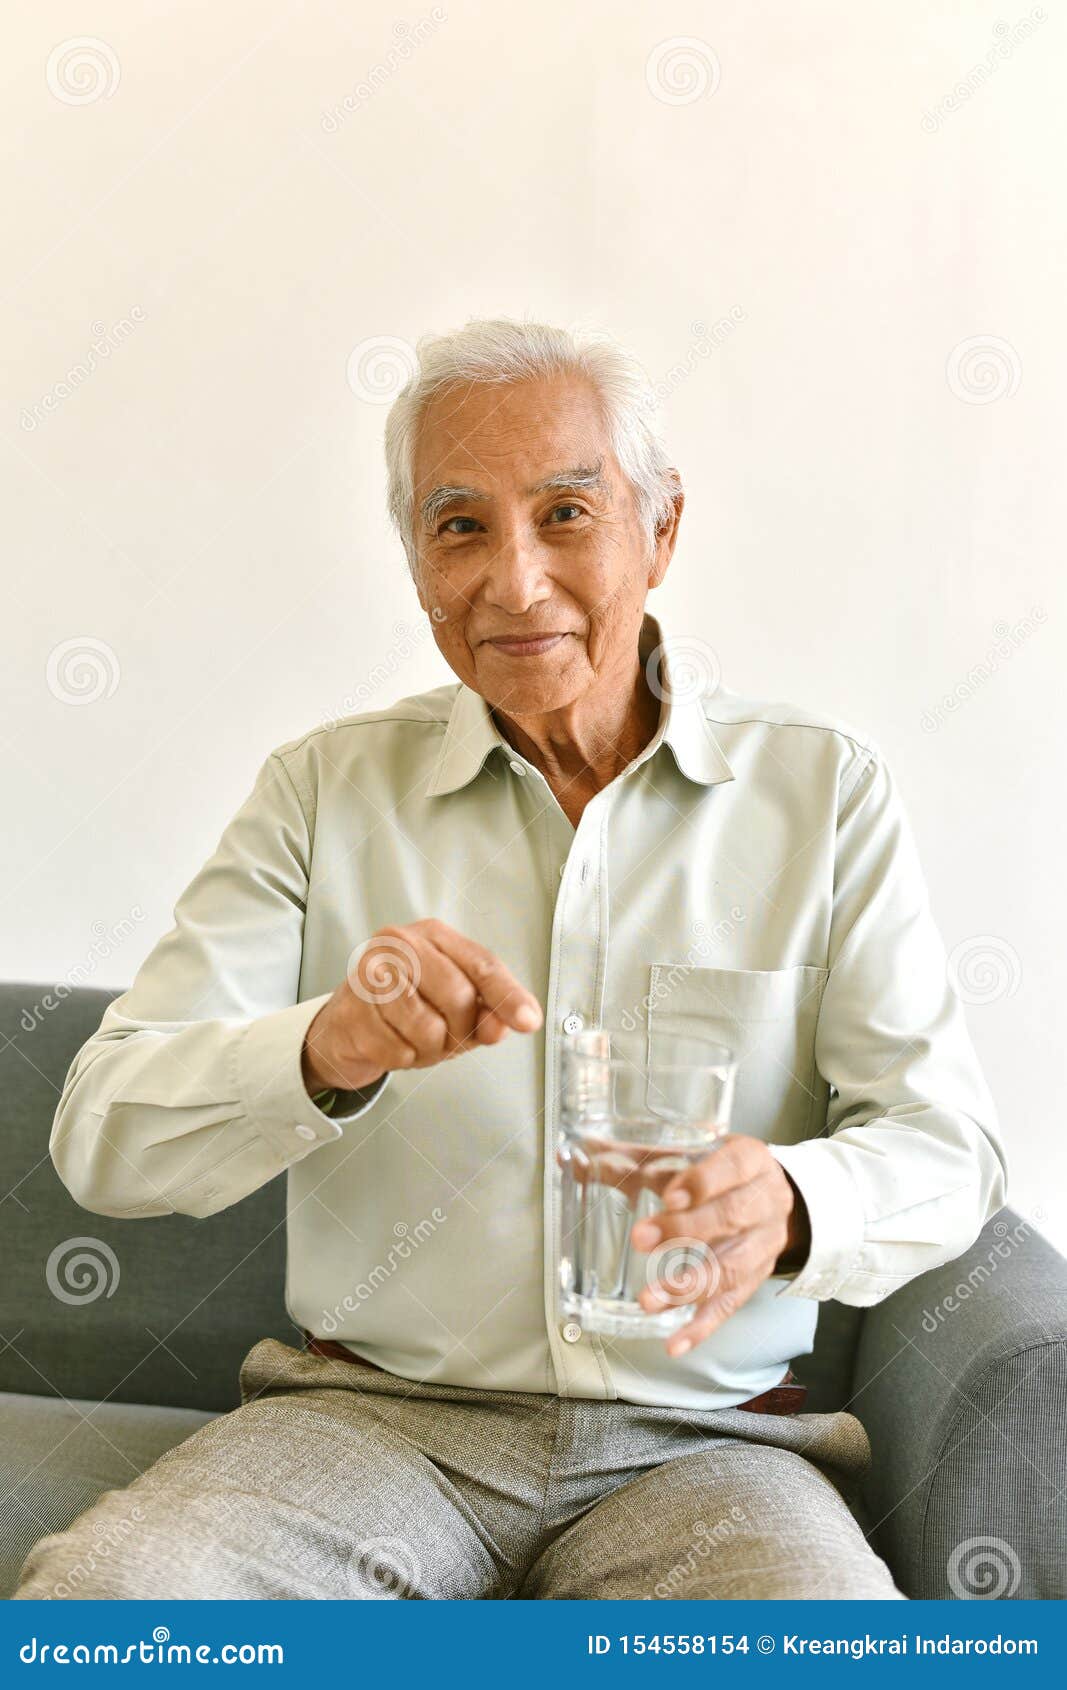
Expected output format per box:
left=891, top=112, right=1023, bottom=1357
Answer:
left=646, top=963, right=830, bottom=1145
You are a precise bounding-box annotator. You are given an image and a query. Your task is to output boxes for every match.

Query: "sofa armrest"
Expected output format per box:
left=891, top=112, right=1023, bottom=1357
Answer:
left=851, top=1207, right=1067, bottom=1599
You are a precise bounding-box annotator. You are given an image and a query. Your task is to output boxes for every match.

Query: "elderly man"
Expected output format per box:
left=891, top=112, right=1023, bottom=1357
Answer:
left=15, top=317, right=1005, bottom=1602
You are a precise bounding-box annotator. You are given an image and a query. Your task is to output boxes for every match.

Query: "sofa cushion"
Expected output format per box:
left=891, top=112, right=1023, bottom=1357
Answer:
left=0, top=1390, right=216, bottom=1598
left=0, top=983, right=297, bottom=1412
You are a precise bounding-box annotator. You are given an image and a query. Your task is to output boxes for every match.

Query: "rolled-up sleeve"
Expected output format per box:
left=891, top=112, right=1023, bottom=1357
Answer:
left=50, top=753, right=389, bottom=1221
left=767, top=743, right=1008, bottom=1305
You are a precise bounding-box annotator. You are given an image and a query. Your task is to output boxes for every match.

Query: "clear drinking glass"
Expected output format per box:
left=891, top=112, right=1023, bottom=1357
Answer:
left=557, top=1025, right=737, bottom=1338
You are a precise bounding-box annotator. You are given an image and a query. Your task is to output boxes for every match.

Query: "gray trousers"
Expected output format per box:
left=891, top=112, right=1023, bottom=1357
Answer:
left=13, top=1337, right=905, bottom=1600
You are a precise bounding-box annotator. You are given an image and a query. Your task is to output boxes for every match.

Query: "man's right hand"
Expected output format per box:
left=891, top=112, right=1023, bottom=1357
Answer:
left=301, top=919, right=544, bottom=1097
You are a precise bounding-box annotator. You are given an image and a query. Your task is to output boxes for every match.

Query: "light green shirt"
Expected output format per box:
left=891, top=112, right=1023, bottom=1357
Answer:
left=51, top=608, right=1006, bottom=1408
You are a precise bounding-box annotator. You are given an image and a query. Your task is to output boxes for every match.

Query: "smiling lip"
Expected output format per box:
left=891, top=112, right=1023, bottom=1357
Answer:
left=487, top=633, right=568, bottom=656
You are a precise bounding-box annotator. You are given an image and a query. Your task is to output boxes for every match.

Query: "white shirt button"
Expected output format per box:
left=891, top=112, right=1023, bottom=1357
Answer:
left=561, top=1321, right=582, bottom=1344
left=293, top=1124, right=317, bottom=1141
left=562, top=1012, right=584, bottom=1035
left=509, top=760, right=526, bottom=776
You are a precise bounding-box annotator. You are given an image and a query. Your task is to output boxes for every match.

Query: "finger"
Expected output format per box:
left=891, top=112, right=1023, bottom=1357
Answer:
left=571, top=1141, right=676, bottom=1204
left=557, top=1143, right=597, bottom=1192
left=368, top=930, right=488, bottom=1052
left=422, top=921, right=543, bottom=1033
left=378, top=982, right=513, bottom=1065
left=367, top=931, right=520, bottom=1056
left=659, top=1134, right=766, bottom=1214
left=665, top=1293, right=739, bottom=1355
left=561, top=1143, right=699, bottom=1207
left=374, top=976, right=465, bottom=1063
left=640, top=1221, right=782, bottom=1314
left=631, top=1170, right=783, bottom=1252
left=631, top=1169, right=772, bottom=1250
left=664, top=1270, right=761, bottom=1356
left=471, top=1002, right=511, bottom=1043
left=623, top=1149, right=691, bottom=1201
left=438, top=988, right=513, bottom=1051
left=638, top=1237, right=721, bottom=1310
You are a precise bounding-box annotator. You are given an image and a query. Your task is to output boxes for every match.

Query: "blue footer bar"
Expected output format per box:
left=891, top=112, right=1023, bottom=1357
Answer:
left=2, top=1598, right=1062, bottom=1681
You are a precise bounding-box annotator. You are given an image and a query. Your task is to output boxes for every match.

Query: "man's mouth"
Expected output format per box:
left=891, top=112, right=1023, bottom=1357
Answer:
left=486, top=633, right=569, bottom=656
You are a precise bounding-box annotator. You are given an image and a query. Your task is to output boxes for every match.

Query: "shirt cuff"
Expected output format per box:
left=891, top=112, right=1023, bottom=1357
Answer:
left=765, top=1139, right=866, bottom=1300
left=237, top=994, right=389, bottom=1162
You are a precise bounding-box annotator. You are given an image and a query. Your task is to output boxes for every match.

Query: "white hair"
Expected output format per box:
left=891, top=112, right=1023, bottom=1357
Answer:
left=383, top=316, right=681, bottom=572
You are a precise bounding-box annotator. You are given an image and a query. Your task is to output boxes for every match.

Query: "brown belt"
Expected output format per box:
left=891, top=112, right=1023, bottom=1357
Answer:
left=301, top=1331, right=807, bottom=1415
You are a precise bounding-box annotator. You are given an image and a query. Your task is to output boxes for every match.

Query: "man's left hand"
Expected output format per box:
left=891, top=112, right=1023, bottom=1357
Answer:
left=630, top=1134, right=811, bottom=1356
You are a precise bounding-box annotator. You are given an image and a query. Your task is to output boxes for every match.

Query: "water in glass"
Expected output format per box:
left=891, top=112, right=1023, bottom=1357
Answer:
left=557, top=1025, right=737, bottom=1338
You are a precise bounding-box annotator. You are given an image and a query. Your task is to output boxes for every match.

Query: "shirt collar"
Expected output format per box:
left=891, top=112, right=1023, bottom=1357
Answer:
left=425, top=609, right=734, bottom=798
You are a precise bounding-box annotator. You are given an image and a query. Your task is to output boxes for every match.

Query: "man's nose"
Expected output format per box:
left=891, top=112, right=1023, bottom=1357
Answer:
left=481, top=525, right=555, bottom=611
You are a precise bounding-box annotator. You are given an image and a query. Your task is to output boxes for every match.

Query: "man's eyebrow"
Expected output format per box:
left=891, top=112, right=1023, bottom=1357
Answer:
left=526, top=460, right=608, bottom=497
left=419, top=484, right=488, bottom=528
left=419, top=460, right=609, bottom=530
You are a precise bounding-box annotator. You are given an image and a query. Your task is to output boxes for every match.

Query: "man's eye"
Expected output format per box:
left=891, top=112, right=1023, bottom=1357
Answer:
left=439, top=516, right=480, bottom=535
left=548, top=504, right=583, bottom=523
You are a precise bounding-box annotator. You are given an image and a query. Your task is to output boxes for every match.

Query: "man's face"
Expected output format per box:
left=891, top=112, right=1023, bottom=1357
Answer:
left=410, top=375, right=680, bottom=715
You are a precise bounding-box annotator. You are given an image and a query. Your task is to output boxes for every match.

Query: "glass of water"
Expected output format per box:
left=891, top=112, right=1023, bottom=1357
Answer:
left=557, top=1025, right=737, bottom=1339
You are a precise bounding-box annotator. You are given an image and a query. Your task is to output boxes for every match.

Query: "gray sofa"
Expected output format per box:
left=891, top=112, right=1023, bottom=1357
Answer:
left=2, top=982, right=1064, bottom=1600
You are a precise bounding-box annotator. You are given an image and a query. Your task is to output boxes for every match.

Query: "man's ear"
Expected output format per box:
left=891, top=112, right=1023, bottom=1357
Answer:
left=649, top=482, right=685, bottom=589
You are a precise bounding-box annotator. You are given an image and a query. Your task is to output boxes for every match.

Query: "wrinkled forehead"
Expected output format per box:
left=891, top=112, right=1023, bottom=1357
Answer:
left=411, top=375, right=617, bottom=497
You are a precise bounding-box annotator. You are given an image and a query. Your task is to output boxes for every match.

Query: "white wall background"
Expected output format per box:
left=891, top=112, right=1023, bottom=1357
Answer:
left=4, top=2, right=1064, bottom=1253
